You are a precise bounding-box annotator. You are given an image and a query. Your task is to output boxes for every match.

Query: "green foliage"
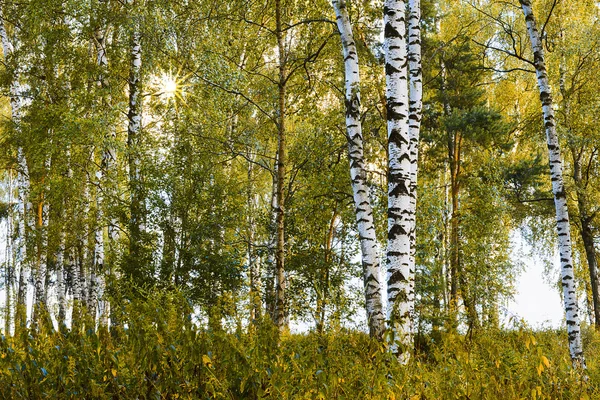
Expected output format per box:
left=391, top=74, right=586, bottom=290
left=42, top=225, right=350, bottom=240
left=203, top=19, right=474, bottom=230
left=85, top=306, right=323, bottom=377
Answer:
left=0, top=293, right=596, bottom=399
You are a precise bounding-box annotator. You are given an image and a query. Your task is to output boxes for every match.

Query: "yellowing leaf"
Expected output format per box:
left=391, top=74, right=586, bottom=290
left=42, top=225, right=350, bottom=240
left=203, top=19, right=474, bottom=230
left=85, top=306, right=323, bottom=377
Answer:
left=202, top=354, right=212, bottom=367
left=541, top=356, right=550, bottom=368
left=111, top=369, right=117, bottom=377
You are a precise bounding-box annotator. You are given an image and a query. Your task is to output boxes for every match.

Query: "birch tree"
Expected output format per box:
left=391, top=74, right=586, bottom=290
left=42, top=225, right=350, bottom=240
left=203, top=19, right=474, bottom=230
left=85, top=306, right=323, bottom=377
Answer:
left=127, top=0, right=146, bottom=280
left=331, top=0, right=384, bottom=339
left=273, top=0, right=290, bottom=330
left=92, top=0, right=113, bottom=325
left=384, top=0, right=413, bottom=357
left=406, top=0, right=422, bottom=335
left=519, top=0, right=585, bottom=367
left=0, top=6, right=31, bottom=329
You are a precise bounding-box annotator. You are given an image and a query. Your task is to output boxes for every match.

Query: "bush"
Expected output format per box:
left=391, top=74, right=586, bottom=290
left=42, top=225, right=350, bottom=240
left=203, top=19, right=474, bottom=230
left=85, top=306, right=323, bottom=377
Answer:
left=0, top=292, right=596, bottom=399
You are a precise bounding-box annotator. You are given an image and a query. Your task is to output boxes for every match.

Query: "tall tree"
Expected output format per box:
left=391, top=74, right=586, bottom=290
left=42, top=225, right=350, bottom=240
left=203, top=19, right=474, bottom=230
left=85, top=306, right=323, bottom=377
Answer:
left=406, top=0, right=422, bottom=335
left=332, top=0, right=385, bottom=339
left=127, top=0, right=146, bottom=280
left=519, top=0, right=585, bottom=367
left=0, top=4, right=30, bottom=329
left=384, top=0, right=413, bottom=358
left=273, top=0, right=288, bottom=330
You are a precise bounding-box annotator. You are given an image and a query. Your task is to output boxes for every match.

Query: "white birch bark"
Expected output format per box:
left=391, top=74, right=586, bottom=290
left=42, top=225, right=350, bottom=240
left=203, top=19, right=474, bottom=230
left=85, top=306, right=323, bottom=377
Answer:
left=274, top=0, right=287, bottom=330
left=127, top=4, right=145, bottom=273
left=265, top=160, right=278, bottom=319
left=34, top=156, right=51, bottom=313
left=5, top=172, right=13, bottom=333
left=65, top=148, right=81, bottom=316
left=407, top=0, right=422, bottom=329
left=56, top=227, right=66, bottom=326
left=0, top=10, right=30, bottom=328
left=93, top=0, right=113, bottom=326
left=384, top=0, right=412, bottom=359
left=247, top=160, right=261, bottom=321
left=80, top=182, right=91, bottom=309
left=332, top=0, right=385, bottom=339
left=519, top=0, right=585, bottom=367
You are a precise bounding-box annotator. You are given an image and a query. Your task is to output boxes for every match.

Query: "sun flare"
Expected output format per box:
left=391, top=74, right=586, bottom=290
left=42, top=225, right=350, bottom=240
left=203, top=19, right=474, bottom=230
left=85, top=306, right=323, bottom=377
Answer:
left=161, top=73, right=178, bottom=98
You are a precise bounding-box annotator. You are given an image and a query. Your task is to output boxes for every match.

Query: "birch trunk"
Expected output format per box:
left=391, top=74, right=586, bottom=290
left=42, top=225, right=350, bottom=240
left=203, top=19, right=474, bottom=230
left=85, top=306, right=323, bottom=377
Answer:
left=265, top=162, right=278, bottom=319
left=5, top=172, right=13, bottom=334
left=274, top=0, right=287, bottom=330
left=94, top=0, right=112, bottom=326
left=406, top=0, right=422, bottom=335
left=34, top=155, right=50, bottom=323
left=384, top=0, right=412, bottom=358
left=332, top=0, right=384, bottom=339
left=519, top=0, right=585, bottom=367
left=1, top=7, right=30, bottom=330
left=127, top=4, right=145, bottom=277
left=247, top=160, right=261, bottom=321
left=56, top=227, right=66, bottom=327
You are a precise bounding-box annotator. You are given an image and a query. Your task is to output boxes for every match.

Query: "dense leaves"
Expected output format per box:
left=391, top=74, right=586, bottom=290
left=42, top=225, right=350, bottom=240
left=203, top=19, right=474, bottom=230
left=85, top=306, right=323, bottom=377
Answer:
left=0, top=293, right=597, bottom=399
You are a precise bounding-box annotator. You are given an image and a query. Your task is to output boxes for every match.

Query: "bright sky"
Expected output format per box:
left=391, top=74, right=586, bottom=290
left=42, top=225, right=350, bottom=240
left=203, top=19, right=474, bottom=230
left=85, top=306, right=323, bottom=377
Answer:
left=505, top=239, right=564, bottom=329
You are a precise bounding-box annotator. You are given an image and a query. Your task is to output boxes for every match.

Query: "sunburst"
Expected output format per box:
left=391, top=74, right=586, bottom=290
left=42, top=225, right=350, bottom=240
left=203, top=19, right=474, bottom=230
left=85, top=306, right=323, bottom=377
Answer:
left=153, top=69, right=190, bottom=105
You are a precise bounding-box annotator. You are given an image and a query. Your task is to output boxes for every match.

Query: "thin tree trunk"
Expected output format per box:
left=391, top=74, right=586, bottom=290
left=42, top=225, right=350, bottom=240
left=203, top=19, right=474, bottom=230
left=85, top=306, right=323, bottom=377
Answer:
left=265, top=162, right=278, bottom=319
left=332, top=0, right=384, bottom=339
left=34, top=181, right=49, bottom=323
left=127, top=1, right=145, bottom=278
left=316, top=210, right=337, bottom=333
left=384, top=0, right=413, bottom=359
left=407, top=0, right=422, bottom=337
left=5, top=172, right=13, bottom=334
left=94, top=0, right=113, bottom=327
left=519, top=0, right=585, bottom=367
left=247, top=159, right=260, bottom=321
left=1, top=7, right=30, bottom=331
left=56, top=226, right=66, bottom=327
left=274, top=0, right=287, bottom=330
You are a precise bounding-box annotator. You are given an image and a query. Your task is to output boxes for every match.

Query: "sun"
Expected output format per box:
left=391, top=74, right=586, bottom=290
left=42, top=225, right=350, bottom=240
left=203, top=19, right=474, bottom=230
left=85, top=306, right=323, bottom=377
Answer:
left=160, top=72, right=178, bottom=99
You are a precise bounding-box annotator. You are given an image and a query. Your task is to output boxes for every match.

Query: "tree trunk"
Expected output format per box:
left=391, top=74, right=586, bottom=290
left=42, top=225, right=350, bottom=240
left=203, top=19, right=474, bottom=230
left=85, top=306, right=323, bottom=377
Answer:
left=94, top=0, right=114, bottom=327
left=332, top=0, right=384, bottom=339
left=56, top=226, right=66, bottom=327
left=1, top=8, right=30, bottom=331
left=384, top=0, right=413, bottom=359
left=127, top=3, right=146, bottom=280
left=4, top=172, right=13, bottom=334
left=265, top=162, right=278, bottom=320
left=247, top=160, right=261, bottom=322
left=407, top=0, right=422, bottom=334
left=519, top=0, right=585, bottom=368
left=274, top=0, right=287, bottom=330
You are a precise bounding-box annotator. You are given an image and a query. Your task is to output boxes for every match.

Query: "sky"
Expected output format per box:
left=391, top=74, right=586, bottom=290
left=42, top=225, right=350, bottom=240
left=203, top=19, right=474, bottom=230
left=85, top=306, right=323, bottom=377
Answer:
left=504, top=234, right=564, bottom=329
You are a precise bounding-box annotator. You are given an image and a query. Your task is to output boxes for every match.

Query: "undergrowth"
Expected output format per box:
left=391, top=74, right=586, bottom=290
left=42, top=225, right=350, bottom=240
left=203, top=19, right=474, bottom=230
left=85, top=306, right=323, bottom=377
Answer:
left=0, top=292, right=597, bottom=399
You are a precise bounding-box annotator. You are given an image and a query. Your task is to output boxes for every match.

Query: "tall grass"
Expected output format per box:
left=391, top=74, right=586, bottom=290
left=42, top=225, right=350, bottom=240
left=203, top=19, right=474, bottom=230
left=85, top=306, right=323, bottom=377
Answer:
left=0, top=292, right=596, bottom=399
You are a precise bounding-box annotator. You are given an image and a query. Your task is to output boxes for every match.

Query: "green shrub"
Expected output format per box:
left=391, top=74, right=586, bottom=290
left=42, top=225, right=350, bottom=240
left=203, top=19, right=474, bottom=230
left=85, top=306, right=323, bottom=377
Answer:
left=0, top=292, right=596, bottom=399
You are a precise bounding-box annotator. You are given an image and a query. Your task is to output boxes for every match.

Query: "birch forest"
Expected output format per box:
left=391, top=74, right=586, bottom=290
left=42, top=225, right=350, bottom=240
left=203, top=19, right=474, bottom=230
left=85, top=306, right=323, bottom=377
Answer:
left=0, top=0, right=599, bottom=397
